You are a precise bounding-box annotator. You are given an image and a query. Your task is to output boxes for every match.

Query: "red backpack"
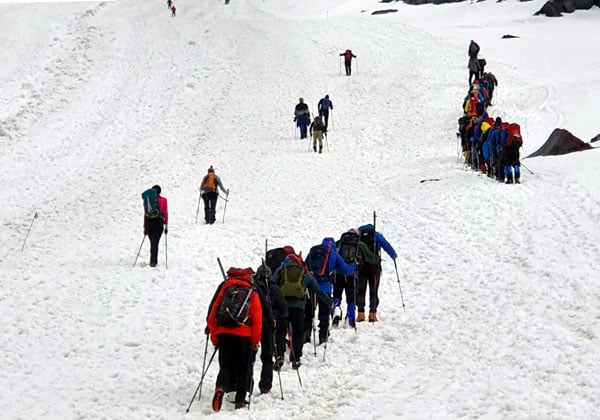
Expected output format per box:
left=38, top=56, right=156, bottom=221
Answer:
left=344, top=50, right=353, bottom=60
left=508, top=123, right=522, bottom=147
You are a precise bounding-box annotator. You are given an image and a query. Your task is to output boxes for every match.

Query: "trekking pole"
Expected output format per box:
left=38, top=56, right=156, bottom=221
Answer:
left=311, top=293, right=317, bottom=357
left=325, top=133, right=329, bottom=152
left=322, top=320, right=330, bottom=363
left=355, top=58, right=359, bottom=75
left=393, top=260, right=406, bottom=313
left=185, top=346, right=218, bottom=413
left=221, top=189, right=229, bottom=224
left=21, top=211, right=38, bottom=252
left=133, top=235, right=146, bottom=268
left=195, top=189, right=202, bottom=224
left=275, top=348, right=284, bottom=400
left=339, top=56, right=342, bottom=75
left=286, top=325, right=303, bottom=387
left=456, top=133, right=460, bottom=162
left=164, top=231, right=168, bottom=269
left=217, top=257, right=227, bottom=281
left=352, top=273, right=358, bottom=334
left=521, top=162, right=534, bottom=175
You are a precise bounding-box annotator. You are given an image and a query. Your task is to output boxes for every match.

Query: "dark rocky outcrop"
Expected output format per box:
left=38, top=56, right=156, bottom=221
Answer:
left=502, top=34, right=520, bottom=39
left=372, top=8, right=399, bottom=14
left=590, top=134, right=600, bottom=143
left=527, top=128, right=593, bottom=158
left=535, top=0, right=597, bottom=16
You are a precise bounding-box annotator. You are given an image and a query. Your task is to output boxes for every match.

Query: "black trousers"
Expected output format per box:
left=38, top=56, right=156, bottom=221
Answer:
left=146, top=218, right=164, bottom=266
left=202, top=191, right=218, bottom=224
left=344, top=60, right=352, bottom=76
left=275, top=307, right=304, bottom=362
left=320, top=110, right=330, bottom=131
left=302, top=291, right=314, bottom=343
left=356, top=263, right=381, bottom=313
left=333, top=273, right=356, bottom=305
left=258, top=324, right=274, bottom=393
left=216, top=334, right=252, bottom=404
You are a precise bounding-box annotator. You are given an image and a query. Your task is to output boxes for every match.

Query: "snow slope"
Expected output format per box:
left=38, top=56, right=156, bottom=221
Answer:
left=1, top=0, right=599, bottom=418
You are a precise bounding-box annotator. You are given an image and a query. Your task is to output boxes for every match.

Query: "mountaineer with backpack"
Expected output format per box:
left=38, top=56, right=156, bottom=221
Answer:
left=206, top=267, right=262, bottom=411
left=468, top=57, right=481, bottom=85
left=317, top=95, right=333, bottom=132
left=356, top=224, right=397, bottom=322
left=294, top=98, right=311, bottom=139
left=309, top=115, right=326, bottom=153
left=468, top=40, right=480, bottom=60
left=340, top=49, right=357, bottom=76
left=271, top=253, right=332, bottom=369
left=333, top=229, right=377, bottom=328
left=142, top=185, right=168, bottom=267
left=502, top=123, right=523, bottom=184
left=200, top=166, right=227, bottom=225
left=304, top=238, right=357, bottom=344
left=253, top=264, right=287, bottom=394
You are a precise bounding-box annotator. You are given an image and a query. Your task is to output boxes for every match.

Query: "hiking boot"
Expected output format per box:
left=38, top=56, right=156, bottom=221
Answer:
left=259, top=383, right=271, bottom=394
left=149, top=263, right=157, bottom=268
left=319, top=146, right=322, bottom=153
left=368, top=312, right=378, bottom=322
left=234, top=401, right=247, bottom=409
left=332, top=306, right=342, bottom=326
left=356, top=312, right=366, bottom=323
left=273, top=356, right=284, bottom=371
left=292, top=360, right=301, bottom=370
left=515, top=174, right=521, bottom=184
left=313, top=146, right=317, bottom=152
left=212, top=388, right=224, bottom=412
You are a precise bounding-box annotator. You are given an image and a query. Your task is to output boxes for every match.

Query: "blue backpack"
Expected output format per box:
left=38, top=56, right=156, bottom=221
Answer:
left=142, top=188, right=161, bottom=219
left=306, top=242, right=332, bottom=281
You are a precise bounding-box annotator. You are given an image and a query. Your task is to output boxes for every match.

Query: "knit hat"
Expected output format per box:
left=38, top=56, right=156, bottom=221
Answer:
left=152, top=185, right=161, bottom=194
left=208, top=166, right=215, bottom=173
left=495, top=117, right=502, bottom=126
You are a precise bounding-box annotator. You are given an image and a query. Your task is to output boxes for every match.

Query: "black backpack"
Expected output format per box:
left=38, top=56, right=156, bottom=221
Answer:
left=337, top=231, right=360, bottom=264
left=359, top=227, right=377, bottom=254
left=142, top=188, right=161, bottom=219
left=266, top=246, right=295, bottom=273
left=215, top=283, right=253, bottom=328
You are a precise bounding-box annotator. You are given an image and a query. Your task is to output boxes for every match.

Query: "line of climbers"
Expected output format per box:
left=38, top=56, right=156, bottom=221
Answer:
left=294, top=95, right=334, bottom=153
left=459, top=41, right=523, bottom=184
left=204, top=224, right=397, bottom=411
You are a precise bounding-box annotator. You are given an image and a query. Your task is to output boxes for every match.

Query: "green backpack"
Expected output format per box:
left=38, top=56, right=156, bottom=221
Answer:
left=279, top=255, right=306, bottom=300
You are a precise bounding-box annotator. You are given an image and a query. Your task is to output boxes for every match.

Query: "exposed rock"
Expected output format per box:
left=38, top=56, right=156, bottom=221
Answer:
left=536, top=0, right=598, bottom=16
left=502, top=34, right=520, bottom=39
left=372, top=9, right=399, bottom=14
left=574, top=0, right=595, bottom=8
left=563, top=0, right=576, bottom=12
left=590, top=134, right=600, bottom=143
left=527, top=128, right=593, bottom=158
left=535, top=0, right=563, bottom=16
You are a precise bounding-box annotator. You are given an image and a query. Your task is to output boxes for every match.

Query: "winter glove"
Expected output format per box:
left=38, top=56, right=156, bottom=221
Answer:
left=204, top=325, right=209, bottom=335
left=143, top=229, right=147, bottom=235
left=164, top=227, right=168, bottom=235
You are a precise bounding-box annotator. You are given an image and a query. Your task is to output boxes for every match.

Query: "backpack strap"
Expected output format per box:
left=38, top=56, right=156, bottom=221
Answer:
left=318, top=241, right=332, bottom=277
